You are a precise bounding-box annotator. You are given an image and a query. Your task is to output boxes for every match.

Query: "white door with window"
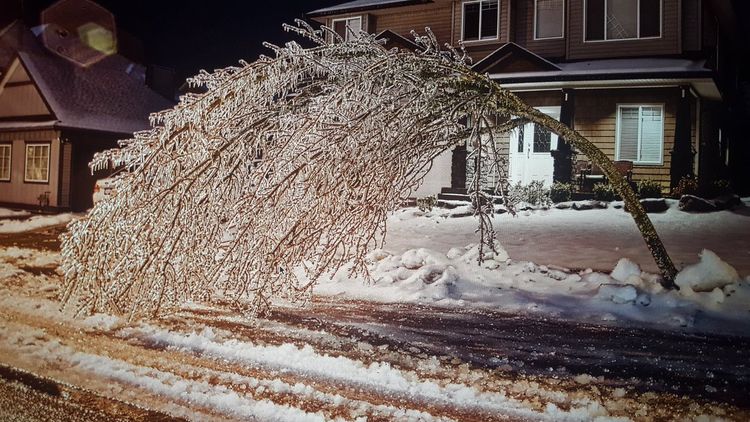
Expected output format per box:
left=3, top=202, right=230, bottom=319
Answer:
left=509, top=106, right=560, bottom=186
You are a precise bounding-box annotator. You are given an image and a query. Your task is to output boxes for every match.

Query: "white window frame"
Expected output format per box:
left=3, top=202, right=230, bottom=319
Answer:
left=0, top=144, right=10, bottom=182
left=583, top=0, right=663, bottom=43
left=533, top=0, right=565, bottom=40
left=461, top=0, right=500, bottom=43
left=331, top=16, right=363, bottom=42
left=615, top=104, right=664, bottom=165
left=24, top=142, right=51, bottom=183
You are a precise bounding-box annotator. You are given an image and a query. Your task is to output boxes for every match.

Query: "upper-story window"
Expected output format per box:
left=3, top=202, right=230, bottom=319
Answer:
left=332, top=16, right=362, bottom=41
left=535, top=0, right=564, bottom=39
left=462, top=0, right=499, bottom=42
left=585, top=0, right=661, bottom=41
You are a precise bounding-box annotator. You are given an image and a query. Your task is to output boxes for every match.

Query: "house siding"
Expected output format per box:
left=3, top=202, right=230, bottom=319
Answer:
left=323, top=1, right=454, bottom=45
left=0, top=130, right=61, bottom=207
left=573, top=88, right=696, bottom=191
left=451, top=0, right=511, bottom=61
left=682, top=0, right=701, bottom=52
left=567, top=0, right=681, bottom=60
left=512, top=0, right=567, bottom=59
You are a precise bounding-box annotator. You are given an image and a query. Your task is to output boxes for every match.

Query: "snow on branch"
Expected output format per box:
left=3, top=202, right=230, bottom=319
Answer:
left=60, top=21, right=673, bottom=320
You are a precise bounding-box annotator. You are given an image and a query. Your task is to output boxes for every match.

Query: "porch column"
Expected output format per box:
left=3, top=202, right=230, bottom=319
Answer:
left=450, top=142, right=467, bottom=190
left=552, top=88, right=575, bottom=183
left=670, top=86, right=695, bottom=189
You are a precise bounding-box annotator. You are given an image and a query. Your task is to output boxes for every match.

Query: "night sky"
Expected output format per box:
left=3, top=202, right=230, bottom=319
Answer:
left=3, top=0, right=343, bottom=82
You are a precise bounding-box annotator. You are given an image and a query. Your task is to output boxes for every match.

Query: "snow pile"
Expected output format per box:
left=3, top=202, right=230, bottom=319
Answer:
left=120, top=324, right=622, bottom=420
left=318, top=243, right=750, bottom=334
left=0, top=213, right=75, bottom=234
left=0, top=208, right=31, bottom=218
left=675, top=249, right=741, bottom=292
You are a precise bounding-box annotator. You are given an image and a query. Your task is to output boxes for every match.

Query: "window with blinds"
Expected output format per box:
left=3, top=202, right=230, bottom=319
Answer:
left=616, top=105, right=663, bottom=165
left=535, top=0, right=564, bottom=39
left=24, top=143, right=50, bottom=183
left=0, top=144, right=10, bottom=181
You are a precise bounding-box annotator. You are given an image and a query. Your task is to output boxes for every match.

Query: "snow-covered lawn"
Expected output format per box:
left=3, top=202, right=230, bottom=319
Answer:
left=0, top=211, right=76, bottom=234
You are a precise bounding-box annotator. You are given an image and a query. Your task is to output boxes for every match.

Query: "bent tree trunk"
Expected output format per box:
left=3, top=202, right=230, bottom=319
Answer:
left=494, top=87, right=679, bottom=287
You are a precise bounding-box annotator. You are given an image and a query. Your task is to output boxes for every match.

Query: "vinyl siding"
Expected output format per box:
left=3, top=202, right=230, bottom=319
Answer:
left=0, top=130, right=61, bottom=207
left=573, top=88, right=694, bottom=191
left=512, top=0, right=566, bottom=59
left=567, top=0, right=680, bottom=60
left=455, top=0, right=511, bottom=62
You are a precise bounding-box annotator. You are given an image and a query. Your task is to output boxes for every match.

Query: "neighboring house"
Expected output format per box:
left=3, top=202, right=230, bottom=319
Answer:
left=0, top=21, right=173, bottom=211
left=307, top=0, right=739, bottom=196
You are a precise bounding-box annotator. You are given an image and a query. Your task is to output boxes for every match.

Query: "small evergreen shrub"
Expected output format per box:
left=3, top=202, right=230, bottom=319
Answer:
left=712, top=179, right=732, bottom=196
left=507, top=180, right=552, bottom=207
left=637, top=179, right=663, bottom=198
left=671, top=176, right=698, bottom=198
left=416, top=195, right=437, bottom=212
left=592, top=183, right=620, bottom=202
left=549, top=182, right=574, bottom=203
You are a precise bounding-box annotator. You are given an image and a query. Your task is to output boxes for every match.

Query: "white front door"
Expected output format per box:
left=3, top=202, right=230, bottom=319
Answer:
left=509, top=107, right=560, bottom=186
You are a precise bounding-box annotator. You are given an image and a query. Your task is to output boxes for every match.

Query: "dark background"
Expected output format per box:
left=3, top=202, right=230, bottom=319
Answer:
left=1, top=0, right=343, bottom=82
left=2, top=0, right=748, bottom=84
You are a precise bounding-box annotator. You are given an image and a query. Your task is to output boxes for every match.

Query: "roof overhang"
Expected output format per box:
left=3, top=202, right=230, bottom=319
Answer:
left=0, top=119, right=57, bottom=132
left=494, top=77, right=722, bottom=101
left=307, top=0, right=432, bottom=18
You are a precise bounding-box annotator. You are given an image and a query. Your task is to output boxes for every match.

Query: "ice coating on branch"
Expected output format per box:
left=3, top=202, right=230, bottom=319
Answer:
left=59, top=22, right=557, bottom=319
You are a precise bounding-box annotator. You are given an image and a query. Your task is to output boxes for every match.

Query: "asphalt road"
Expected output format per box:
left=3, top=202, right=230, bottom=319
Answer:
left=271, top=298, right=750, bottom=409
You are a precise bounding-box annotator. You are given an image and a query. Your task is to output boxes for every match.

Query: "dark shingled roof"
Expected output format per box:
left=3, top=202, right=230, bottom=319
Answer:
left=0, top=21, right=174, bottom=134
left=308, top=0, right=432, bottom=17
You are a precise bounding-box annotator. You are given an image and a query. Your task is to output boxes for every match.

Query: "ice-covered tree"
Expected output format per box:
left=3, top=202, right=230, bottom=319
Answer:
left=60, top=22, right=677, bottom=320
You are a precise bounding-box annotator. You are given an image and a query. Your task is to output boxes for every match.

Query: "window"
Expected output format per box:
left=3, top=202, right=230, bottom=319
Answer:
left=24, top=143, right=50, bottom=183
left=535, top=0, right=564, bottom=39
left=616, top=105, right=663, bottom=164
left=0, top=144, right=10, bottom=181
left=332, top=16, right=362, bottom=42
left=585, top=0, right=661, bottom=41
left=533, top=125, right=552, bottom=153
left=462, top=0, right=499, bottom=41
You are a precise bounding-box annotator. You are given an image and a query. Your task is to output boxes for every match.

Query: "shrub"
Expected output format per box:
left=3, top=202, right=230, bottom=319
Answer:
left=550, top=182, right=574, bottom=203
left=671, top=175, right=698, bottom=198
left=637, top=179, right=662, bottom=198
left=416, top=195, right=437, bottom=212
left=507, top=180, right=551, bottom=207
left=592, top=183, right=620, bottom=202
left=710, top=179, right=733, bottom=197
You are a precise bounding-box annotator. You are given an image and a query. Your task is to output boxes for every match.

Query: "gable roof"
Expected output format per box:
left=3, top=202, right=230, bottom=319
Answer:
left=308, top=0, right=432, bottom=17
left=472, top=43, right=561, bottom=74
left=0, top=21, right=173, bottom=134
left=374, top=29, right=422, bottom=51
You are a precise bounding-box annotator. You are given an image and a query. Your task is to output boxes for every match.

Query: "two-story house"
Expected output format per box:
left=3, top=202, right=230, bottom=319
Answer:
left=0, top=21, right=173, bottom=211
left=307, top=0, right=736, bottom=196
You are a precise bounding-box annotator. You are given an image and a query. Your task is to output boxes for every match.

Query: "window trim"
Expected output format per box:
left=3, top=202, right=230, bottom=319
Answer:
left=615, top=104, right=665, bottom=166
left=23, top=141, right=51, bottom=184
left=461, top=0, right=500, bottom=43
left=533, top=0, right=565, bottom=41
left=583, top=0, right=663, bottom=43
left=331, top=16, right=363, bottom=42
left=0, top=143, right=11, bottom=182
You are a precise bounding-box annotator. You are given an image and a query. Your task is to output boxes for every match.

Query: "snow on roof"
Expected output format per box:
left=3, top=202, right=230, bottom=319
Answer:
left=307, top=0, right=431, bottom=17
left=0, top=21, right=173, bottom=135
left=487, top=57, right=712, bottom=80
